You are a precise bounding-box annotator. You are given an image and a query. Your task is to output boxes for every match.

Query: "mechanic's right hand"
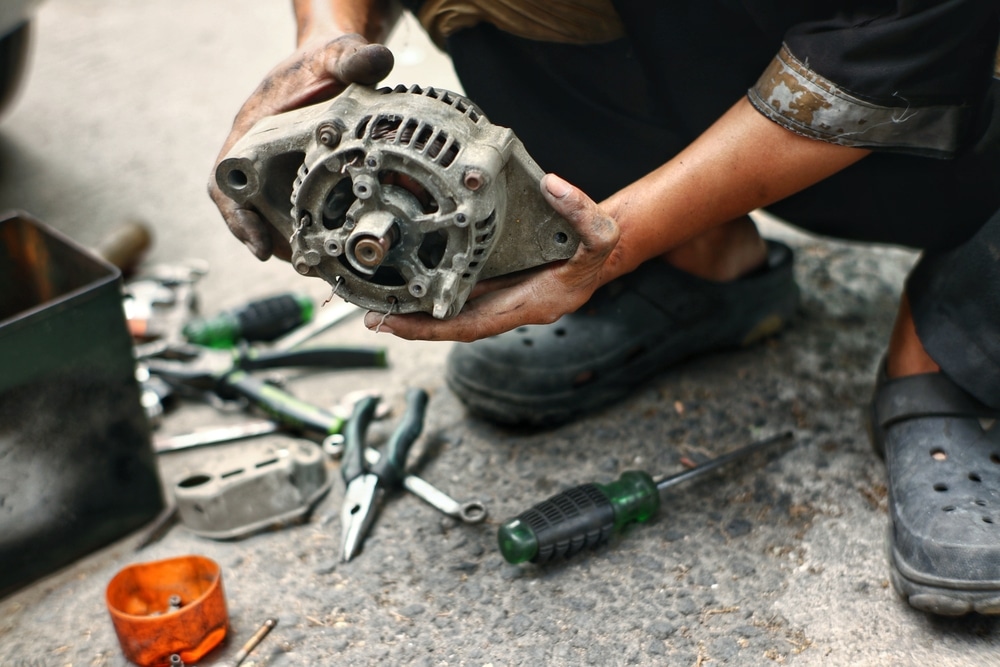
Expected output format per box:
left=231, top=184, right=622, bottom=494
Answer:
left=210, top=34, right=394, bottom=261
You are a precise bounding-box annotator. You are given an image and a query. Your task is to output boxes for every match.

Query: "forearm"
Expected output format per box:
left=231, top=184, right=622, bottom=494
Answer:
left=602, top=97, right=870, bottom=279
left=292, top=0, right=399, bottom=45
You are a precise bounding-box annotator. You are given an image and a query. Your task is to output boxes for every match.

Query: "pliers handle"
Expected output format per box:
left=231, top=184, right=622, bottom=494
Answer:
left=342, top=388, right=428, bottom=487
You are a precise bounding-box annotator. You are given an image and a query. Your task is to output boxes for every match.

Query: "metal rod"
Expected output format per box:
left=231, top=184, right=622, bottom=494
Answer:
left=230, top=617, right=278, bottom=667
left=655, top=431, right=794, bottom=497
left=272, top=301, right=360, bottom=350
left=153, top=420, right=280, bottom=454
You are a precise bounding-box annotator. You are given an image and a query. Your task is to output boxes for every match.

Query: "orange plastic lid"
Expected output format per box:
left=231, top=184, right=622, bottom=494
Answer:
left=106, top=555, right=228, bottom=667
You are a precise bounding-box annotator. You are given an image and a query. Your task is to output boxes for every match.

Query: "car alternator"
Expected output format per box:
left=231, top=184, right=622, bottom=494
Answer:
left=215, top=83, right=579, bottom=319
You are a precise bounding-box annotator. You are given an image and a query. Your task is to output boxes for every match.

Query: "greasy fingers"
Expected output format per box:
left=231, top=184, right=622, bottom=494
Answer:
left=211, top=34, right=393, bottom=261
left=363, top=175, right=622, bottom=342
left=204, top=177, right=271, bottom=261
left=332, top=40, right=394, bottom=85
left=541, top=174, right=620, bottom=291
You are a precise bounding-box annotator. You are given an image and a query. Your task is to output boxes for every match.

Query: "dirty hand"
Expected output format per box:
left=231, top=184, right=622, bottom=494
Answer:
left=209, top=34, right=393, bottom=261
left=362, top=174, right=623, bottom=342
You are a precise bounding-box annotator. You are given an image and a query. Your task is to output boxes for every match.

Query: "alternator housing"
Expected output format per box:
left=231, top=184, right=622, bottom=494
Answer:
left=216, top=84, right=579, bottom=319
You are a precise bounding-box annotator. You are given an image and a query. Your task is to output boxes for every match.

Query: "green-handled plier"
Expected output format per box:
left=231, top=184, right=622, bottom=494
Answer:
left=340, top=388, right=428, bottom=561
left=144, top=345, right=387, bottom=437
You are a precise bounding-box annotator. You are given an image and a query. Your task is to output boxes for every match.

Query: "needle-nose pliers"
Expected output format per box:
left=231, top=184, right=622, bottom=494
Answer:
left=340, top=387, right=428, bottom=561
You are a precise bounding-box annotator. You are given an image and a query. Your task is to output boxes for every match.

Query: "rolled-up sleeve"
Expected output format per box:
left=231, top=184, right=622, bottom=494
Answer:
left=748, top=0, right=999, bottom=157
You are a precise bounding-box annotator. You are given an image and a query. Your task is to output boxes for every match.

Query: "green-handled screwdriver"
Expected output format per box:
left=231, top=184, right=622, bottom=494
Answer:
left=498, top=431, right=794, bottom=564
left=183, top=293, right=314, bottom=348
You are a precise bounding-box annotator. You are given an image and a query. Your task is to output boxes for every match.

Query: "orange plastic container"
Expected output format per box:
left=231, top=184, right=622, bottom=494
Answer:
left=106, top=555, right=229, bottom=667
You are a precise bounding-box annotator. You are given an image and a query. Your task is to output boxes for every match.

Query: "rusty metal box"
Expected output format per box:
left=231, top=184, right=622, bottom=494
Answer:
left=0, top=211, right=163, bottom=597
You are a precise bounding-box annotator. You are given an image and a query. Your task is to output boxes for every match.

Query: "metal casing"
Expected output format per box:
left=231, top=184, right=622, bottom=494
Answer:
left=173, top=439, right=331, bottom=540
left=217, top=84, right=579, bottom=319
left=0, top=211, right=163, bottom=597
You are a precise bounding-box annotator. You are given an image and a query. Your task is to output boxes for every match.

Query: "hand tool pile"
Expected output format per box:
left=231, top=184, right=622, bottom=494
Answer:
left=107, top=255, right=795, bottom=666
left=121, top=261, right=486, bottom=549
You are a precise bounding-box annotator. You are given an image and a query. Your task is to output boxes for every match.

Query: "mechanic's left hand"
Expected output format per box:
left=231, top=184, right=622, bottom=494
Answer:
left=362, top=174, right=622, bottom=342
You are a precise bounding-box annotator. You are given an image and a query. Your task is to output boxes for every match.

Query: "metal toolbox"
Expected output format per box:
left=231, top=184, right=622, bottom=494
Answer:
left=0, top=211, right=163, bottom=597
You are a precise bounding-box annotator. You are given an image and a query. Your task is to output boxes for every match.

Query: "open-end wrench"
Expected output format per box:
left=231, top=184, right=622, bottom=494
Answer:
left=322, top=434, right=487, bottom=524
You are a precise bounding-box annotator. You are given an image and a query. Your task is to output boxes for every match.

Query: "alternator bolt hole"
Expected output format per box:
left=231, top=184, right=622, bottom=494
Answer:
left=178, top=474, right=212, bottom=488
left=933, top=483, right=948, bottom=492
left=931, top=448, right=947, bottom=461
left=554, top=231, right=568, bottom=244
left=227, top=170, right=249, bottom=190
left=456, top=213, right=467, bottom=225
left=366, top=157, right=378, bottom=168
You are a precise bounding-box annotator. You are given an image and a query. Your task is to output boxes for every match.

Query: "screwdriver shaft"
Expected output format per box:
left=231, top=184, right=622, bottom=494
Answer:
left=655, top=430, right=793, bottom=497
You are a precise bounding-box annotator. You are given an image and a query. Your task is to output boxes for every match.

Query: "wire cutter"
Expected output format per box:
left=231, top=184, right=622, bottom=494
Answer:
left=340, top=387, right=428, bottom=561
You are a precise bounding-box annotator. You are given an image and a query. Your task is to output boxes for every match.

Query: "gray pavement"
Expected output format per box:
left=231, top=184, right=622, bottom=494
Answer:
left=0, top=2, right=997, bottom=666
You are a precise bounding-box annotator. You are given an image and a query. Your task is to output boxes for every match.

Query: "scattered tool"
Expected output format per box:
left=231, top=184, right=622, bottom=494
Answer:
left=340, top=388, right=427, bottom=561
left=153, top=419, right=282, bottom=454
left=230, top=618, right=277, bottom=667
left=125, top=261, right=209, bottom=359
left=94, top=219, right=153, bottom=276
left=497, top=431, right=794, bottom=564
left=144, top=345, right=386, bottom=437
left=152, top=390, right=388, bottom=454
left=402, top=472, right=486, bottom=524
left=182, top=292, right=313, bottom=349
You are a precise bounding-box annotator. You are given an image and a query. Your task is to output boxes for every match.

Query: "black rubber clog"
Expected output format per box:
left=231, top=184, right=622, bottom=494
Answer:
left=870, top=365, right=1000, bottom=615
left=445, top=240, right=799, bottom=426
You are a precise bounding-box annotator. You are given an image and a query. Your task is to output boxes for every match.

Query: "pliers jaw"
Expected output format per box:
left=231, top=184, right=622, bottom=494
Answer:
left=340, top=473, right=381, bottom=561
left=337, top=388, right=428, bottom=561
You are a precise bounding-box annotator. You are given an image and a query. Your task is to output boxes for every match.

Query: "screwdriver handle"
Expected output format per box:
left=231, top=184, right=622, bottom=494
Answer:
left=183, top=293, right=313, bottom=348
left=498, top=471, right=659, bottom=564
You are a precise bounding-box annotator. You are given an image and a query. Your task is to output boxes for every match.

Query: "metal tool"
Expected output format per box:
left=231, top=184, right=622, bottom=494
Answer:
left=402, top=473, right=487, bottom=524
left=230, top=618, right=277, bottom=667
left=153, top=390, right=389, bottom=455
left=340, top=389, right=427, bottom=561
left=125, top=260, right=208, bottom=360
left=272, top=300, right=361, bottom=351
left=326, top=437, right=485, bottom=524
left=154, top=420, right=282, bottom=454
left=144, top=345, right=386, bottom=437
left=497, top=431, right=794, bottom=564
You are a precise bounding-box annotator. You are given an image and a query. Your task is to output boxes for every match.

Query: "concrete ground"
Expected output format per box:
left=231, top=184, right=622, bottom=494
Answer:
left=1, top=2, right=998, bottom=666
